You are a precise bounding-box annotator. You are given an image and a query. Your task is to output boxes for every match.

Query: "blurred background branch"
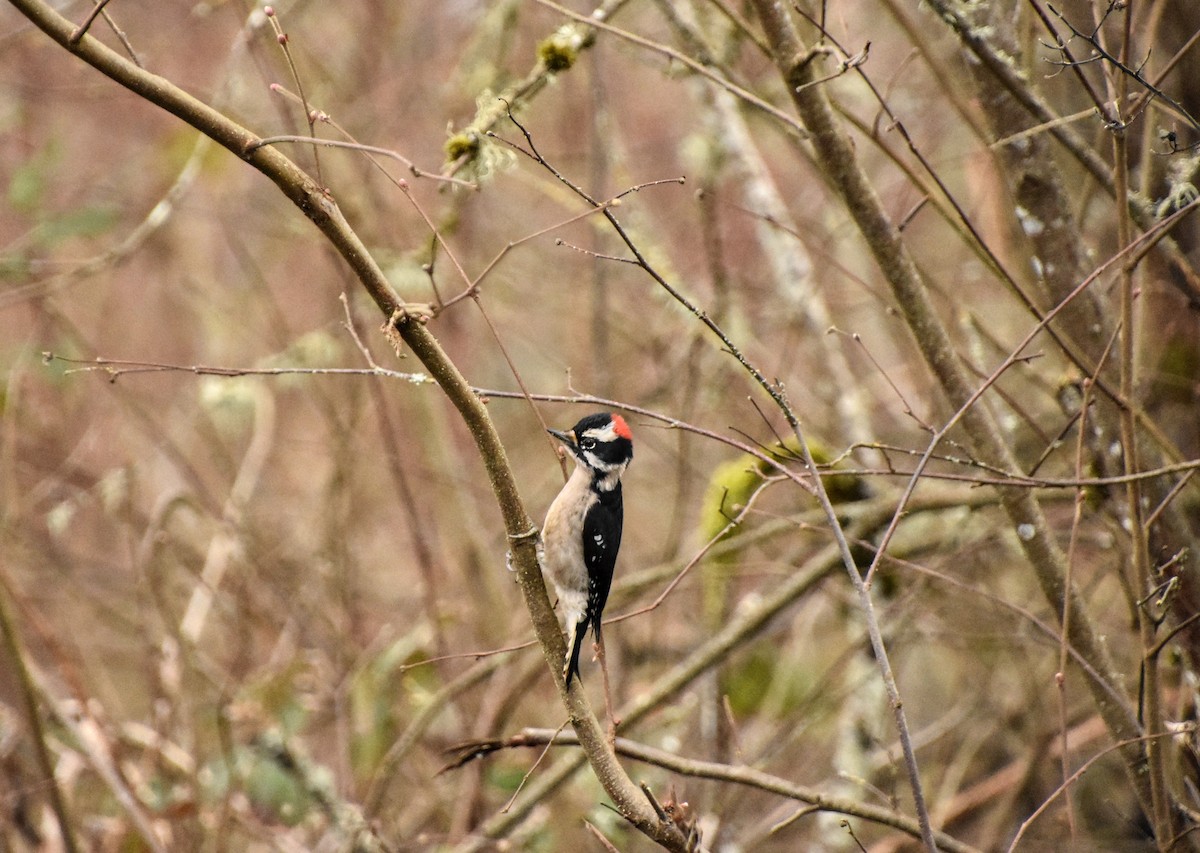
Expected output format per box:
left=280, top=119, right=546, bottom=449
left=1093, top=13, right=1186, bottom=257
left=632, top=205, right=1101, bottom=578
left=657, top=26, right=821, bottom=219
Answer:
left=3, top=0, right=1200, bottom=850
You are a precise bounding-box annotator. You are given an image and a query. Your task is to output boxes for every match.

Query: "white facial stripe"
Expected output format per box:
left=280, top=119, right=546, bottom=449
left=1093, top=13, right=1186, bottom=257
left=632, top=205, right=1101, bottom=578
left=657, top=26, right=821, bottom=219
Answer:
left=582, top=423, right=620, bottom=443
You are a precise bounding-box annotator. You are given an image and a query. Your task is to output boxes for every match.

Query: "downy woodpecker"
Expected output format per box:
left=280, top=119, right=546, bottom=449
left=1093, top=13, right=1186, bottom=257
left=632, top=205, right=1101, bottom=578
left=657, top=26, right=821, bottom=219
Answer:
left=542, top=412, right=634, bottom=684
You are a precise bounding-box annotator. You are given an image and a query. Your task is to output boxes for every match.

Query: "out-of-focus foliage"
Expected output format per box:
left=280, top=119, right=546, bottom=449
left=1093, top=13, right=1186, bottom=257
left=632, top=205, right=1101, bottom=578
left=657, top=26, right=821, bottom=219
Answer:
left=1, top=0, right=1199, bottom=851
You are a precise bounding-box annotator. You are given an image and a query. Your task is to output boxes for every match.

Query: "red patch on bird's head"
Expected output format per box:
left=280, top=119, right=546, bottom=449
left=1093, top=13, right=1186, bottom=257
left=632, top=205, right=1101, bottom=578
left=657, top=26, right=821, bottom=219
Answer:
left=611, top=414, right=632, bottom=440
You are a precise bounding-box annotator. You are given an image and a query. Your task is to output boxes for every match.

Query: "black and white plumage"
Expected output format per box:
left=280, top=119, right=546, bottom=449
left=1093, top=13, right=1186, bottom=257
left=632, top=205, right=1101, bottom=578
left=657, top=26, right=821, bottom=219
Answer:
left=541, top=412, right=634, bottom=684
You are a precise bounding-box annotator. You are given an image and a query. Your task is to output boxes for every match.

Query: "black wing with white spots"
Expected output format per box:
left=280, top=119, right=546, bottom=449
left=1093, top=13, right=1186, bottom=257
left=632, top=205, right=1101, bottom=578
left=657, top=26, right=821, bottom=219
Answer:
left=564, top=485, right=624, bottom=683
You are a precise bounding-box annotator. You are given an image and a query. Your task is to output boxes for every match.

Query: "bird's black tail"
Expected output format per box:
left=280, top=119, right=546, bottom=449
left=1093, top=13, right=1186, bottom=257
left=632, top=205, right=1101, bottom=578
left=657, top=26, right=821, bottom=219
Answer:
left=564, top=618, right=590, bottom=685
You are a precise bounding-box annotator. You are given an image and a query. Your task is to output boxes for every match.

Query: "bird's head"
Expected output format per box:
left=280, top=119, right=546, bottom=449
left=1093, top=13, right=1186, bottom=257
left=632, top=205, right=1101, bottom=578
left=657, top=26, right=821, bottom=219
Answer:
left=548, top=412, right=633, bottom=489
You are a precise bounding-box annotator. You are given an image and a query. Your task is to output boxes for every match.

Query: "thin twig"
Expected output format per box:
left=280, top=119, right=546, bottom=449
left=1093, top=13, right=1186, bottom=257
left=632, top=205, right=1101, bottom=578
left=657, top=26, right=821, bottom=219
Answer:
left=248, top=132, right=477, bottom=190
left=67, top=0, right=112, bottom=45
left=502, top=718, right=571, bottom=813
left=1103, top=4, right=1174, bottom=840
left=262, top=6, right=323, bottom=185
left=585, top=821, right=623, bottom=852
left=1006, top=728, right=1195, bottom=853
left=1045, top=2, right=1200, bottom=131
left=0, top=573, right=80, bottom=853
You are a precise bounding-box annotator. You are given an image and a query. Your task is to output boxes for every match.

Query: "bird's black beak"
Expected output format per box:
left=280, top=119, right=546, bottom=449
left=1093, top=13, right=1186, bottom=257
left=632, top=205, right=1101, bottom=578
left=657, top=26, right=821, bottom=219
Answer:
left=547, top=427, right=577, bottom=450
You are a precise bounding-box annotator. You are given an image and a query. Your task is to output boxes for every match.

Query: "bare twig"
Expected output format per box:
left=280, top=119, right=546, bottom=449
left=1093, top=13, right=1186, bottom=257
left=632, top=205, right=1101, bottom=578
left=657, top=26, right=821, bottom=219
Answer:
left=450, top=727, right=981, bottom=853
left=0, top=573, right=80, bottom=853
left=502, top=718, right=571, bottom=813
left=42, top=352, right=1200, bottom=492
left=1045, top=2, right=1200, bottom=131
left=67, top=0, right=112, bottom=45
left=1103, top=4, right=1174, bottom=842
left=248, top=131, right=478, bottom=190
left=262, top=5, right=323, bottom=185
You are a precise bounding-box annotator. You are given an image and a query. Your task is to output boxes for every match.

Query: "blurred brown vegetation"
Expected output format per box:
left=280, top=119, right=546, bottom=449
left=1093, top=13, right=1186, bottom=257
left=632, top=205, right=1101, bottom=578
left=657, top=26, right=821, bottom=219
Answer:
left=2, top=0, right=1200, bottom=851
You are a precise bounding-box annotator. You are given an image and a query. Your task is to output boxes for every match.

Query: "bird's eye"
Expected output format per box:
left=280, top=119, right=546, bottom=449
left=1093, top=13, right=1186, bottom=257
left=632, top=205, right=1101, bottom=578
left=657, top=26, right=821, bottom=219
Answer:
left=580, top=438, right=597, bottom=450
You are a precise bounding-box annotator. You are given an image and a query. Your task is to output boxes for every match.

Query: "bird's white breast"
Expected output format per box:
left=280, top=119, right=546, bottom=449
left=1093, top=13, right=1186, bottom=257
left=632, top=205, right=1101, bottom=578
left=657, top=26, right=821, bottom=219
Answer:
left=541, top=464, right=595, bottom=629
